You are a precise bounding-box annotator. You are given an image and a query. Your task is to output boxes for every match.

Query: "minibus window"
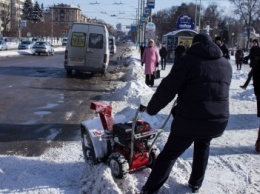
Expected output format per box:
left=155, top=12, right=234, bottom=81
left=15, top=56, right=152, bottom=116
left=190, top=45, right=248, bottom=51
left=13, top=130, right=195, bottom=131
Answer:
left=89, top=33, right=103, bottom=49
left=71, top=32, right=86, bottom=47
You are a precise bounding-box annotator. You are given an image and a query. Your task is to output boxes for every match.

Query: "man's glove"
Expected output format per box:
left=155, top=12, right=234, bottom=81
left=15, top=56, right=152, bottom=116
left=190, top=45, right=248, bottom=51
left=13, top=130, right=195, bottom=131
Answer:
left=139, top=104, right=147, bottom=112
left=141, top=62, right=144, bottom=66
left=156, top=62, right=159, bottom=67
left=243, top=57, right=248, bottom=64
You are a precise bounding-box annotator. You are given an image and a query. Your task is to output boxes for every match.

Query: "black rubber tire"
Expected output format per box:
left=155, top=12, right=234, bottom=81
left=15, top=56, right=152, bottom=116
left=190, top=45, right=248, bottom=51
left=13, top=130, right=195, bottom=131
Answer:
left=81, top=129, right=98, bottom=165
left=108, top=152, right=129, bottom=179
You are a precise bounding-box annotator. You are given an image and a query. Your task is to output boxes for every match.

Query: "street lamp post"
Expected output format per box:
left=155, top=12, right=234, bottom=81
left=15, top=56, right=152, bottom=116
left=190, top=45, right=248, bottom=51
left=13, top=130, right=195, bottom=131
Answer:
left=194, top=0, right=201, bottom=32
left=51, top=5, right=54, bottom=44
left=198, top=0, right=201, bottom=32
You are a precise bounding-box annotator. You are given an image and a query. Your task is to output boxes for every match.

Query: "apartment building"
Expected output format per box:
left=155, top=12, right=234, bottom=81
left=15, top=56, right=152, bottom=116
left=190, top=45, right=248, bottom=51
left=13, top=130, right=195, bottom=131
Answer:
left=0, top=0, right=25, bottom=36
left=45, top=4, right=87, bottom=25
left=43, top=4, right=88, bottom=37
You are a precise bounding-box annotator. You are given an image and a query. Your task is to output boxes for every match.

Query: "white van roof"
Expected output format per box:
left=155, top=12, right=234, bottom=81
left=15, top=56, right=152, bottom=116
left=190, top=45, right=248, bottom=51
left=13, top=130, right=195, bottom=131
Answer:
left=71, top=22, right=107, bottom=28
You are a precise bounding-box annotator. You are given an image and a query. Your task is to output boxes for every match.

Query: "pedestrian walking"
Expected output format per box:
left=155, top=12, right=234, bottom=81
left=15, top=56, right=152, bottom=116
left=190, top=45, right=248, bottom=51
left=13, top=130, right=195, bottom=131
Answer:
left=235, top=48, right=244, bottom=70
left=140, top=33, right=232, bottom=194
left=215, top=36, right=230, bottom=60
left=141, top=39, right=160, bottom=87
left=140, top=42, right=146, bottom=65
left=159, top=43, right=168, bottom=70
left=174, top=41, right=186, bottom=63
left=240, top=39, right=260, bottom=90
left=251, top=42, right=260, bottom=152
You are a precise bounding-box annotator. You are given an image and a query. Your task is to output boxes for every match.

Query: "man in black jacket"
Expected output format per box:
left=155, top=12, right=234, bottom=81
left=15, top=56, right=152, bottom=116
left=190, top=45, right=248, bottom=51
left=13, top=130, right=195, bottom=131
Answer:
left=159, top=43, right=168, bottom=70
left=252, top=41, right=260, bottom=152
left=215, top=36, right=230, bottom=60
left=240, top=39, right=260, bottom=90
left=140, top=33, right=232, bottom=194
left=174, top=41, right=186, bottom=63
left=140, top=42, right=146, bottom=64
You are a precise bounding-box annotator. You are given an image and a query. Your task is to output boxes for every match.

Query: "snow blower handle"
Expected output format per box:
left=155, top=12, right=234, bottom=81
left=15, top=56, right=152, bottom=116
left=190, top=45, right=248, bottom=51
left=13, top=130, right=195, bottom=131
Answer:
left=139, top=104, right=147, bottom=112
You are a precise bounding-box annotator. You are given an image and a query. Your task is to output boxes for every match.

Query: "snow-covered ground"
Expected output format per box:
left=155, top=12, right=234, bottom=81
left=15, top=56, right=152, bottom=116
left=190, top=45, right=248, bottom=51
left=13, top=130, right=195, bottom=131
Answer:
left=0, top=47, right=65, bottom=57
left=0, top=46, right=259, bottom=194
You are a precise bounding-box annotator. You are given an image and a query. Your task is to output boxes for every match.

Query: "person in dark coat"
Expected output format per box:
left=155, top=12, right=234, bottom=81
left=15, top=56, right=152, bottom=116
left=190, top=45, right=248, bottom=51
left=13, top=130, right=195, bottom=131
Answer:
left=174, top=41, right=186, bottom=63
left=235, top=48, right=244, bottom=70
left=252, top=42, right=260, bottom=152
left=140, top=33, right=232, bottom=194
left=215, top=36, right=230, bottom=60
left=240, top=39, right=260, bottom=90
left=159, top=43, right=168, bottom=70
left=140, top=42, right=146, bottom=65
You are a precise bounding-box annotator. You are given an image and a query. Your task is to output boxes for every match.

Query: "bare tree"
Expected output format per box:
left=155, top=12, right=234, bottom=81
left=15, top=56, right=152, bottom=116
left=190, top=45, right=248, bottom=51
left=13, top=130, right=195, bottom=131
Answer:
left=229, top=0, right=260, bottom=49
left=152, top=7, right=177, bottom=39
left=1, top=4, right=12, bottom=36
left=201, top=3, right=221, bottom=38
left=152, top=3, right=199, bottom=40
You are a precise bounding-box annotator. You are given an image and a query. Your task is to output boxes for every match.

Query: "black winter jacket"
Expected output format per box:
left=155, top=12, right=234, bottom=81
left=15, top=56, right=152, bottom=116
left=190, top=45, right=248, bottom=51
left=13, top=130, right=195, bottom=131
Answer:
left=174, top=45, right=186, bottom=59
left=159, top=47, right=168, bottom=58
left=147, top=40, right=232, bottom=138
left=219, top=44, right=230, bottom=59
left=244, top=46, right=260, bottom=68
left=253, top=66, right=260, bottom=96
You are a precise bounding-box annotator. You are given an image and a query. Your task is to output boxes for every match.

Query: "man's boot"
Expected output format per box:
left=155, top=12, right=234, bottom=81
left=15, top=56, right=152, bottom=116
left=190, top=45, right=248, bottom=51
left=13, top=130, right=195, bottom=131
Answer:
left=255, top=128, right=260, bottom=153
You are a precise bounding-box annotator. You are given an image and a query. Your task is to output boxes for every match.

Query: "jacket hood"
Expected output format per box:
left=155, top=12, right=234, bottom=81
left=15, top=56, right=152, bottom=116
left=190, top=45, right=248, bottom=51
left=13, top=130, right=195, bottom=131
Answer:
left=186, top=40, right=223, bottom=59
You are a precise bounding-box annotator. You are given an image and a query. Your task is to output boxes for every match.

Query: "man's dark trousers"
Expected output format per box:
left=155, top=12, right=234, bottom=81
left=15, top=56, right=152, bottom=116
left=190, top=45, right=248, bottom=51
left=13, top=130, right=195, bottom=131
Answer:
left=243, top=68, right=254, bottom=88
left=161, top=57, right=167, bottom=69
left=142, top=132, right=212, bottom=193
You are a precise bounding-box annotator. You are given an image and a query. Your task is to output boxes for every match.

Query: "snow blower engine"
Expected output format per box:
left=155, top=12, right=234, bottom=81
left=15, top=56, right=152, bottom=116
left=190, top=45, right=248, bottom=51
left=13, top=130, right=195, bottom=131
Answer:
left=80, top=101, right=162, bottom=179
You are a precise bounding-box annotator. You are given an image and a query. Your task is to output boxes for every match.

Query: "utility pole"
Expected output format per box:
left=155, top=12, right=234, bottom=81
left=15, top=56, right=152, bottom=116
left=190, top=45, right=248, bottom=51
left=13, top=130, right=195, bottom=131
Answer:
left=142, top=0, right=145, bottom=44
left=198, top=0, right=201, bottom=32
left=18, top=0, right=21, bottom=41
left=194, top=0, right=197, bottom=30
left=51, top=5, right=54, bottom=44
left=137, top=0, right=140, bottom=45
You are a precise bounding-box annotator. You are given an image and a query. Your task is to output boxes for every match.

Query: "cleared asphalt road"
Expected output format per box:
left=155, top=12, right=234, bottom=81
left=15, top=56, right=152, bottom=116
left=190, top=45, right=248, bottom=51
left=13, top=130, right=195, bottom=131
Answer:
left=0, top=45, right=132, bottom=156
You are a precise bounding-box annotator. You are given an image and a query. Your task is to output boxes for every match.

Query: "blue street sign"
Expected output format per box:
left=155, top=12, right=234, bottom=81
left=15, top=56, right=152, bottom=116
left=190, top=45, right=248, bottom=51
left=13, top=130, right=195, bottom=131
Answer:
left=176, top=14, right=194, bottom=30
left=131, top=25, right=137, bottom=31
left=147, top=0, right=155, bottom=9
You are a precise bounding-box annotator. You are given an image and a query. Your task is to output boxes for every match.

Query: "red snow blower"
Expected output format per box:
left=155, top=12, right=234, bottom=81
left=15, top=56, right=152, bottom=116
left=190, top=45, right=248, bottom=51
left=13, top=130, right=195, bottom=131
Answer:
left=80, top=101, right=163, bottom=179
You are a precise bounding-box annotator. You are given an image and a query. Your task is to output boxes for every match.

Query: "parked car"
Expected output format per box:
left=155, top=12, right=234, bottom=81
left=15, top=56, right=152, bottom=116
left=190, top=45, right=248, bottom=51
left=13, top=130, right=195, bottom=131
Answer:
left=62, top=38, right=68, bottom=46
left=0, top=40, right=8, bottom=51
left=18, top=40, right=35, bottom=50
left=32, top=41, right=54, bottom=56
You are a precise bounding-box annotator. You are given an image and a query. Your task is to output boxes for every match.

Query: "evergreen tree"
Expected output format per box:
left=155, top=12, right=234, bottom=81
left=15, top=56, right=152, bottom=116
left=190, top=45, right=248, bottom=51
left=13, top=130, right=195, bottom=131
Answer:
left=22, top=0, right=33, bottom=20
left=218, top=21, right=229, bottom=44
left=22, top=0, right=44, bottom=23
left=31, top=1, right=44, bottom=23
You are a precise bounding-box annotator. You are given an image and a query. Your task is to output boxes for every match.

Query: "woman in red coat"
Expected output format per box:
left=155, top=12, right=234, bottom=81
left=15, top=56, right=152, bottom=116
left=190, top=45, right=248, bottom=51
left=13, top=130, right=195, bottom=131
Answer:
left=141, top=39, right=160, bottom=86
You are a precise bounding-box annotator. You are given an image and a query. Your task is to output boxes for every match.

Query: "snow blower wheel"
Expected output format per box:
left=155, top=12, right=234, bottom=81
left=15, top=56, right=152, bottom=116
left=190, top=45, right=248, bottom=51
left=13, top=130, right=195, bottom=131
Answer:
left=81, top=129, right=98, bottom=165
left=108, top=152, right=129, bottom=179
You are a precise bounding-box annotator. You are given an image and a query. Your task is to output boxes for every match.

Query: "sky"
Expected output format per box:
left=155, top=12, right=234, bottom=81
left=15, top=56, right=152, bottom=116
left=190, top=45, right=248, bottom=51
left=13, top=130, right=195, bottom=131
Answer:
left=0, top=43, right=259, bottom=193
left=36, top=0, right=232, bottom=31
